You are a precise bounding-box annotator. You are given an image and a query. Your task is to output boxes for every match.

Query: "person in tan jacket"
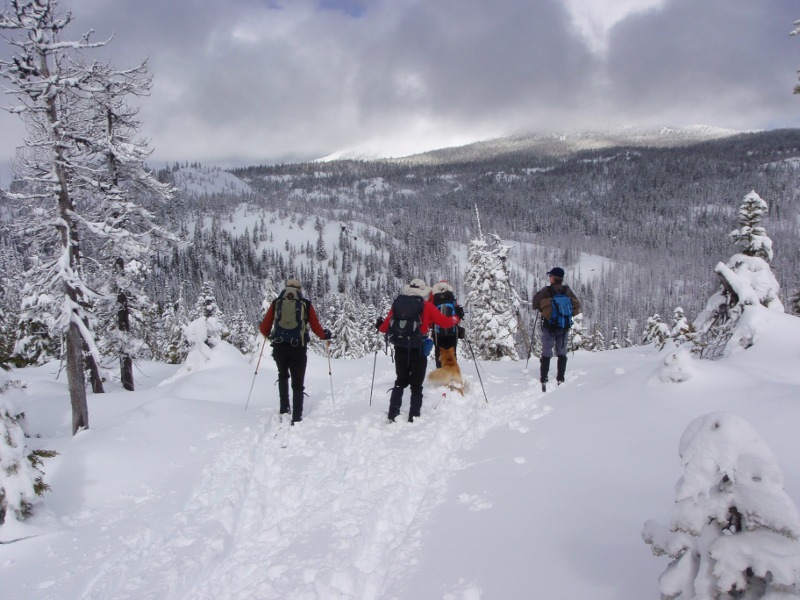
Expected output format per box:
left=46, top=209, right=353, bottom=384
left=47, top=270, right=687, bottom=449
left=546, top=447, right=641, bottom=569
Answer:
left=531, top=267, right=581, bottom=391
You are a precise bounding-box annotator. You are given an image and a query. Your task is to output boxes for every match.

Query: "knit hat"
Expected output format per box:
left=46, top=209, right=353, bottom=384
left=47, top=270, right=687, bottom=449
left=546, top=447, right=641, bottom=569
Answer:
left=546, top=267, right=565, bottom=278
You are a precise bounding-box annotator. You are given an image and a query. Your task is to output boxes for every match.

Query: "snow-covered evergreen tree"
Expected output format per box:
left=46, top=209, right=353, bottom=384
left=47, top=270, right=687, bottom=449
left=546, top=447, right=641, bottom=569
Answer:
left=670, top=307, right=692, bottom=345
left=1, top=352, right=57, bottom=525
left=226, top=309, right=255, bottom=355
left=189, top=282, right=228, bottom=349
left=568, top=313, right=587, bottom=351
left=642, top=314, right=670, bottom=350
left=463, top=233, right=520, bottom=360
left=163, top=299, right=189, bottom=365
left=623, top=322, right=635, bottom=348
left=0, top=255, right=21, bottom=365
left=328, top=293, right=367, bottom=359
left=729, top=191, right=773, bottom=262
left=693, top=191, right=783, bottom=359
left=643, top=412, right=800, bottom=599
left=81, top=60, right=177, bottom=390
left=94, top=260, right=151, bottom=390
left=590, top=324, right=605, bottom=352
left=13, top=289, right=59, bottom=366
left=261, top=278, right=280, bottom=316
left=364, top=303, right=386, bottom=353
left=608, top=326, right=621, bottom=350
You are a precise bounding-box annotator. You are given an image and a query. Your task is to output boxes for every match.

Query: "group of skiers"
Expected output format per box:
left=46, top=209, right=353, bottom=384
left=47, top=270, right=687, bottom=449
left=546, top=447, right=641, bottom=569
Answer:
left=258, top=268, right=581, bottom=423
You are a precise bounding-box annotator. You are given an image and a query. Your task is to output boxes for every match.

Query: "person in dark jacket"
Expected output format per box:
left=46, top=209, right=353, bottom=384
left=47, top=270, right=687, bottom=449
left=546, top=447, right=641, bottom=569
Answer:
left=531, top=267, right=581, bottom=391
left=259, top=278, right=331, bottom=423
left=429, top=280, right=465, bottom=368
left=376, top=278, right=463, bottom=422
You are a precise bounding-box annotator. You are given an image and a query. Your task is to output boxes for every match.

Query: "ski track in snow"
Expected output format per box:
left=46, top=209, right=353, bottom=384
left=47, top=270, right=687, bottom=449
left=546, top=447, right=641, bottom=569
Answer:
left=77, top=369, right=558, bottom=600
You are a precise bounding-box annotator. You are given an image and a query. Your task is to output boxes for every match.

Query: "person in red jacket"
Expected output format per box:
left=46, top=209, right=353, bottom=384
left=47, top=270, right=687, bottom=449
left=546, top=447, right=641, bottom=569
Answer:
left=259, top=278, right=331, bottom=423
left=376, top=278, right=463, bottom=422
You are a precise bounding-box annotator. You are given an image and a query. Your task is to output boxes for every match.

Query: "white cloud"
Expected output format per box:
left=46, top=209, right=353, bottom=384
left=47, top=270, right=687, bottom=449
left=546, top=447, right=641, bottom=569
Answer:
left=562, top=0, right=667, bottom=53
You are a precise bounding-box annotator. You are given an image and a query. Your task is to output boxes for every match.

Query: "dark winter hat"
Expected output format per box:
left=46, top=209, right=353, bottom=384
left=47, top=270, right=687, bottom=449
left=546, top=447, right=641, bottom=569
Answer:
left=547, top=267, right=565, bottom=278
left=286, top=278, right=302, bottom=289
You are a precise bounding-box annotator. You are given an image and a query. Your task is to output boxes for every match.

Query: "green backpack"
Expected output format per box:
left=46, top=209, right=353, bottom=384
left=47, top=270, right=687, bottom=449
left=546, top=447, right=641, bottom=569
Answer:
left=271, top=287, right=309, bottom=346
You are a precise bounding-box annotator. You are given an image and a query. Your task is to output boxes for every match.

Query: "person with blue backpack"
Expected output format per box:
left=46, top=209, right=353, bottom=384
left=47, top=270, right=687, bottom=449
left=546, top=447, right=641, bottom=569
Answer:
left=532, top=267, right=581, bottom=392
left=376, top=278, right=463, bottom=423
left=429, top=281, right=466, bottom=368
left=259, top=278, right=332, bottom=424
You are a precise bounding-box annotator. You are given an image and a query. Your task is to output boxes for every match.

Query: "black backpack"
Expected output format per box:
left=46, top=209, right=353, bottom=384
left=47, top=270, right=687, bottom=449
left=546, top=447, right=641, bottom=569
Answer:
left=387, top=294, right=425, bottom=348
left=432, top=290, right=458, bottom=337
left=270, top=288, right=310, bottom=346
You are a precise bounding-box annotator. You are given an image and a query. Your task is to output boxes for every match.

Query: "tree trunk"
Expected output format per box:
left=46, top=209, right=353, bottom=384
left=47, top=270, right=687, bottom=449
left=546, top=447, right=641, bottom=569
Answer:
left=66, top=322, right=88, bottom=434
left=39, top=42, right=92, bottom=434
left=85, top=345, right=105, bottom=394
left=120, top=355, right=134, bottom=391
left=116, top=259, right=134, bottom=391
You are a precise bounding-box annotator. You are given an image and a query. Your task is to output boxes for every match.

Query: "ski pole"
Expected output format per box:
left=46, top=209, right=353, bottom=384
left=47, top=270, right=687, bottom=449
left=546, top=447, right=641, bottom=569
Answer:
left=369, top=337, right=379, bottom=406
left=244, top=336, right=268, bottom=412
left=524, top=312, right=540, bottom=371
left=326, top=340, right=335, bottom=406
left=465, top=339, right=489, bottom=404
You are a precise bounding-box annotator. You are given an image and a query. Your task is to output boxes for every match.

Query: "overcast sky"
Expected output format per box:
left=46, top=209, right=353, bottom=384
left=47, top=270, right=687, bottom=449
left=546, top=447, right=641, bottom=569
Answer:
left=1, top=0, right=799, bottom=179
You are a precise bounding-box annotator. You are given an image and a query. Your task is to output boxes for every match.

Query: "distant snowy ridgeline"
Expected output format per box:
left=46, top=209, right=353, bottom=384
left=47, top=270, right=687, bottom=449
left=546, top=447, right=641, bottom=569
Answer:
left=173, top=167, right=252, bottom=197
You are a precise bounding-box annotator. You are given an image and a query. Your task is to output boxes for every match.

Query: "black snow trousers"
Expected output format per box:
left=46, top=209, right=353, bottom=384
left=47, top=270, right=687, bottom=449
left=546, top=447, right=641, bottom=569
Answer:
left=272, top=343, right=308, bottom=422
left=389, top=346, right=428, bottom=422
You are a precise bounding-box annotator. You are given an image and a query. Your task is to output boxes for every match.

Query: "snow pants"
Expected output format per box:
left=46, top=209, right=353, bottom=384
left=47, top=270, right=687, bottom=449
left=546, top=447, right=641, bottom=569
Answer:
left=540, top=327, right=567, bottom=358
left=389, top=346, right=428, bottom=421
left=540, top=328, right=568, bottom=384
left=272, top=343, right=308, bottom=422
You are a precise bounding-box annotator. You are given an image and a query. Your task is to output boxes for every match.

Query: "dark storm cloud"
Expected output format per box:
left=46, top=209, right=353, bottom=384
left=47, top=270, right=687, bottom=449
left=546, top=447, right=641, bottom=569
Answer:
left=60, top=0, right=601, bottom=164
left=1, top=0, right=798, bottom=172
left=604, top=0, right=800, bottom=129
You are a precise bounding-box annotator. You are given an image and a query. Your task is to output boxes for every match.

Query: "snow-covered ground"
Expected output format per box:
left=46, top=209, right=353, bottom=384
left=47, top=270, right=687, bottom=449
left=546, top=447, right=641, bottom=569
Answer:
left=2, top=309, right=800, bottom=599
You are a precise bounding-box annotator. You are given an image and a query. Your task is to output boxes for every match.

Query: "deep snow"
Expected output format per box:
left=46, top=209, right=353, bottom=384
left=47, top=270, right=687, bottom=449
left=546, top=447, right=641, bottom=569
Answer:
left=2, top=309, right=800, bottom=599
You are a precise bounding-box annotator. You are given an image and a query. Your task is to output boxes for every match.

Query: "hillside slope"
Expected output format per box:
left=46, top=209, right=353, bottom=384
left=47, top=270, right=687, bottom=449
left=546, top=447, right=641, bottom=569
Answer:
left=2, top=309, right=800, bottom=598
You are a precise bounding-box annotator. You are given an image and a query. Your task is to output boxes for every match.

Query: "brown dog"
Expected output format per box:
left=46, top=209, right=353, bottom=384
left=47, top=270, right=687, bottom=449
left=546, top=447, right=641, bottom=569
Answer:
left=427, top=346, right=464, bottom=395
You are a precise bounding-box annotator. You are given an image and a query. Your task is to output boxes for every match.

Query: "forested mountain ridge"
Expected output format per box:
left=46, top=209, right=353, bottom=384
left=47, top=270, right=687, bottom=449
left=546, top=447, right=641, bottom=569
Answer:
left=173, top=129, right=800, bottom=330
left=2, top=128, right=800, bottom=364
left=380, top=124, right=745, bottom=165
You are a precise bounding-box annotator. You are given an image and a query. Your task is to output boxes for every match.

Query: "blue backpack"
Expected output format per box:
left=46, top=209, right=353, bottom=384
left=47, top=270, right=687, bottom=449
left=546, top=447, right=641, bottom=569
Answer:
left=546, top=287, right=574, bottom=330
left=432, top=290, right=458, bottom=337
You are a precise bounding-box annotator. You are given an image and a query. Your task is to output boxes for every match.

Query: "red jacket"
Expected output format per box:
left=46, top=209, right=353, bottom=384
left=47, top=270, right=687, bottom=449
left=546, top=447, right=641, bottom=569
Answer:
left=259, top=301, right=326, bottom=339
left=378, top=299, right=460, bottom=336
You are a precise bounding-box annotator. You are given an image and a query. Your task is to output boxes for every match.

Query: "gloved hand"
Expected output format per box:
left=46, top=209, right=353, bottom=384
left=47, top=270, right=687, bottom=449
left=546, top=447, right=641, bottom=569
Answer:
left=323, top=329, right=333, bottom=340
left=457, top=326, right=465, bottom=339
left=455, top=306, right=465, bottom=319
left=375, top=317, right=384, bottom=330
